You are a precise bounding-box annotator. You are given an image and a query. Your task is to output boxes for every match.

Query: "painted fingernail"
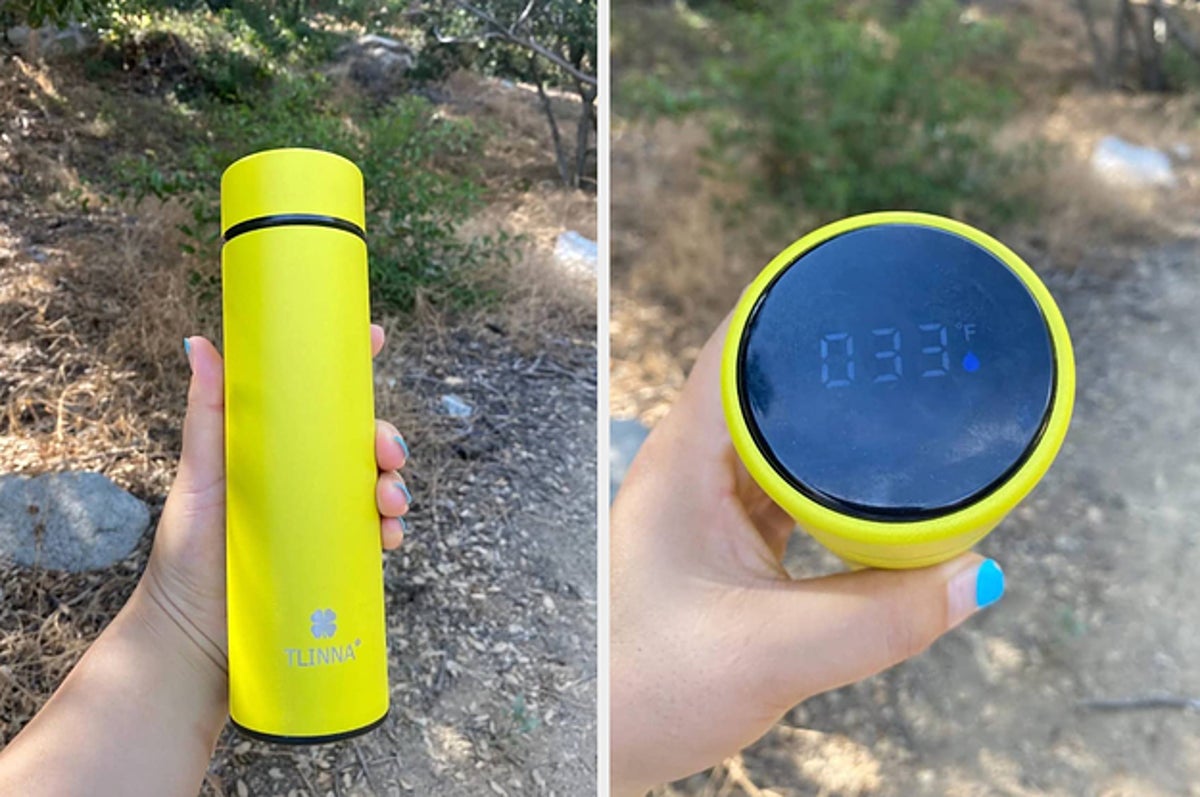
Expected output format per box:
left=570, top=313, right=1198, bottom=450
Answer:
left=393, top=434, right=409, bottom=460
left=975, top=559, right=1005, bottom=609
left=183, top=337, right=192, bottom=358
left=398, top=516, right=408, bottom=533
left=394, top=480, right=412, bottom=505
left=947, top=558, right=1005, bottom=627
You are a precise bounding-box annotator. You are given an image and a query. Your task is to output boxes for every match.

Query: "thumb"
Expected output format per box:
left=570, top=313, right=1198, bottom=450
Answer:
left=177, top=336, right=225, bottom=496
left=749, top=554, right=1004, bottom=705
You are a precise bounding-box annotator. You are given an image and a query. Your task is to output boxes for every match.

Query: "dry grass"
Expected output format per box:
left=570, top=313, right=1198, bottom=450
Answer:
left=610, top=117, right=795, bottom=423
left=0, top=197, right=204, bottom=498
left=610, top=2, right=1200, bottom=422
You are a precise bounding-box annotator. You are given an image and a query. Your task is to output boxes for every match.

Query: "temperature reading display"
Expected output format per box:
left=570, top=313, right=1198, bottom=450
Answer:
left=738, top=224, right=1055, bottom=519
left=819, top=322, right=975, bottom=387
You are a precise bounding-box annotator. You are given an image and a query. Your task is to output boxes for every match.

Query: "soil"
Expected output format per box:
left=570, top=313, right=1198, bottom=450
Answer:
left=0, top=37, right=596, bottom=797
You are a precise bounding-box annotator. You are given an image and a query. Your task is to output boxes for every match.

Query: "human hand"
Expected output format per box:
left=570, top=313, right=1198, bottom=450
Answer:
left=132, top=324, right=412, bottom=711
left=610, top=317, right=1005, bottom=795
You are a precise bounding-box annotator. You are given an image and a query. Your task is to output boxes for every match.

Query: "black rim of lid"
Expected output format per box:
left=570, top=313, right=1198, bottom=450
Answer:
left=222, top=213, right=366, bottom=243
left=735, top=225, right=1058, bottom=523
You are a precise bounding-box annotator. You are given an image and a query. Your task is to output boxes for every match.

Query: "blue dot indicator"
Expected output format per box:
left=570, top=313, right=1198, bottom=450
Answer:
left=962, top=352, right=981, bottom=373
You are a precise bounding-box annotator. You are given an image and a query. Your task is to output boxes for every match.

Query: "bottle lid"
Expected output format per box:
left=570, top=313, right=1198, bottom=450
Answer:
left=220, top=148, right=365, bottom=238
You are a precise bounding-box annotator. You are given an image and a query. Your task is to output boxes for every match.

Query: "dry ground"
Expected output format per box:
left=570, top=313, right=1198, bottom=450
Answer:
left=613, top=1, right=1200, bottom=795
left=0, top=45, right=596, bottom=797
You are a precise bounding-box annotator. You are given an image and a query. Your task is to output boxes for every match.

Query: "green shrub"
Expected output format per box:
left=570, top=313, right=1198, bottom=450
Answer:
left=705, top=0, right=1032, bottom=225
left=119, top=75, right=507, bottom=311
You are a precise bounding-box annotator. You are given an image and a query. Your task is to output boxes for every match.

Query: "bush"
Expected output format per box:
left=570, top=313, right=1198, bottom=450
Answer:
left=119, top=74, right=507, bottom=311
left=704, top=0, right=1032, bottom=225
left=2, top=0, right=107, bottom=27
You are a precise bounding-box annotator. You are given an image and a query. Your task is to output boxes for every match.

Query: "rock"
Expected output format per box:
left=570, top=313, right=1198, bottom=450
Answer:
left=610, top=418, right=650, bottom=501
left=6, top=23, right=96, bottom=60
left=332, top=34, right=416, bottom=97
left=553, top=231, right=597, bottom=276
left=1091, top=135, right=1176, bottom=188
left=441, top=394, right=473, bottom=418
left=0, top=472, right=150, bottom=571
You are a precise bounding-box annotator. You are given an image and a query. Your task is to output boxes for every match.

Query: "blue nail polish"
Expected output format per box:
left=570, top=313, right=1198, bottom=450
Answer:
left=975, top=559, right=1005, bottom=609
left=395, top=481, right=412, bottom=504
left=398, top=516, right=408, bottom=533
left=393, top=434, right=409, bottom=460
left=183, top=337, right=191, bottom=357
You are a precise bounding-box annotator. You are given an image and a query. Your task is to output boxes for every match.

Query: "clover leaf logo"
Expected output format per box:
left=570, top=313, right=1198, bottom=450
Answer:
left=310, top=609, right=336, bottom=639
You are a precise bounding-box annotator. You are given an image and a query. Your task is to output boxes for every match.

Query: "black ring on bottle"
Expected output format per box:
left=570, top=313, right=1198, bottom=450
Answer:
left=222, top=213, right=366, bottom=243
left=230, top=708, right=389, bottom=746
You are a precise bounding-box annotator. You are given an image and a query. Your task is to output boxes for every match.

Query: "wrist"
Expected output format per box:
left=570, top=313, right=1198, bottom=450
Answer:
left=125, top=577, right=229, bottom=731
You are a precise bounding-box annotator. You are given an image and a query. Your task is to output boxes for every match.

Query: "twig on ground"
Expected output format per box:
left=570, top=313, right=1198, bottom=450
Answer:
left=1080, top=695, right=1200, bottom=711
left=353, top=740, right=379, bottom=795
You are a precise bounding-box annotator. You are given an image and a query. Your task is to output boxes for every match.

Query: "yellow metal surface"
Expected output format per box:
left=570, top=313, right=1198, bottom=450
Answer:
left=221, top=148, right=366, bottom=233
left=222, top=150, right=387, bottom=739
left=721, top=211, right=1076, bottom=569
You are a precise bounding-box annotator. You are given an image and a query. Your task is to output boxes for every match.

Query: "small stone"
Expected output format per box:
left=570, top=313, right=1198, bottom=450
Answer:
left=610, top=418, right=650, bottom=499
left=6, top=23, right=96, bottom=59
left=0, top=472, right=149, bottom=572
left=331, top=34, right=416, bottom=98
left=440, top=394, right=473, bottom=418
left=1091, top=135, right=1176, bottom=188
left=553, top=230, right=598, bottom=276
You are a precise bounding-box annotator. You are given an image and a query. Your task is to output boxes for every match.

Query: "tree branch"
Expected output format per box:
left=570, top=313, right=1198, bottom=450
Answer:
left=1074, top=0, right=1111, bottom=86
left=433, top=27, right=505, bottom=44
left=449, top=0, right=597, bottom=86
left=530, top=56, right=572, bottom=186
left=1153, top=0, right=1200, bottom=63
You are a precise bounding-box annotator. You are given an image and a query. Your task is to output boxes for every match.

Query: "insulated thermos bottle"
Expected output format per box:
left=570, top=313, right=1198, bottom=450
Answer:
left=222, top=148, right=389, bottom=742
left=722, top=212, right=1075, bottom=569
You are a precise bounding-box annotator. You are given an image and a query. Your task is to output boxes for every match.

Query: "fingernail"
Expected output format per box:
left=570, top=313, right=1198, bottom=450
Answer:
left=398, top=516, right=408, bottom=533
left=947, top=558, right=1005, bottom=627
left=394, top=480, right=412, bottom=505
left=975, top=559, right=1005, bottom=609
left=183, top=337, right=191, bottom=358
left=393, top=434, right=409, bottom=460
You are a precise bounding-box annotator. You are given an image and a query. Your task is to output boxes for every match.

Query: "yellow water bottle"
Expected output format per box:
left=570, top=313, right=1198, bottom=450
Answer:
left=722, top=212, right=1075, bottom=569
left=221, top=148, right=389, bottom=742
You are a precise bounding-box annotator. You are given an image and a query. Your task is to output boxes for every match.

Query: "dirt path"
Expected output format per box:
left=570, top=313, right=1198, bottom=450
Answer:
left=203, top=328, right=597, bottom=796
left=662, top=243, right=1200, bottom=796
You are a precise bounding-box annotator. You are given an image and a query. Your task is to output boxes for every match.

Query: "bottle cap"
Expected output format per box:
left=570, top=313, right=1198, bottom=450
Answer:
left=220, top=148, right=365, bottom=238
left=721, top=211, right=1075, bottom=568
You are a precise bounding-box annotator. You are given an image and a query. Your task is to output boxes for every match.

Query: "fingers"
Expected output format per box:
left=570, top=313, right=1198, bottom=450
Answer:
left=656, top=315, right=733, bottom=464
left=177, top=336, right=225, bottom=496
left=371, top=324, right=385, bottom=358
left=376, top=470, right=411, bottom=518
left=375, top=419, right=408, bottom=472
left=749, top=554, right=1004, bottom=706
left=374, top=413, right=410, bottom=551
left=376, top=470, right=410, bottom=552
left=380, top=516, right=405, bottom=551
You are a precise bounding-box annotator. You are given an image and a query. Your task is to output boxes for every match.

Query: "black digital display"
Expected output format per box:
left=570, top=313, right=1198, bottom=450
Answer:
left=738, top=224, right=1056, bottom=520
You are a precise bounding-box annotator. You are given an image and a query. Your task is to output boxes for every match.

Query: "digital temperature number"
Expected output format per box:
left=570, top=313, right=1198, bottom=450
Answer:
left=819, top=322, right=980, bottom=388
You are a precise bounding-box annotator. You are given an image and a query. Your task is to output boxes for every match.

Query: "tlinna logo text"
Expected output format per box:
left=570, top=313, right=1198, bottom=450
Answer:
left=284, top=609, right=362, bottom=668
